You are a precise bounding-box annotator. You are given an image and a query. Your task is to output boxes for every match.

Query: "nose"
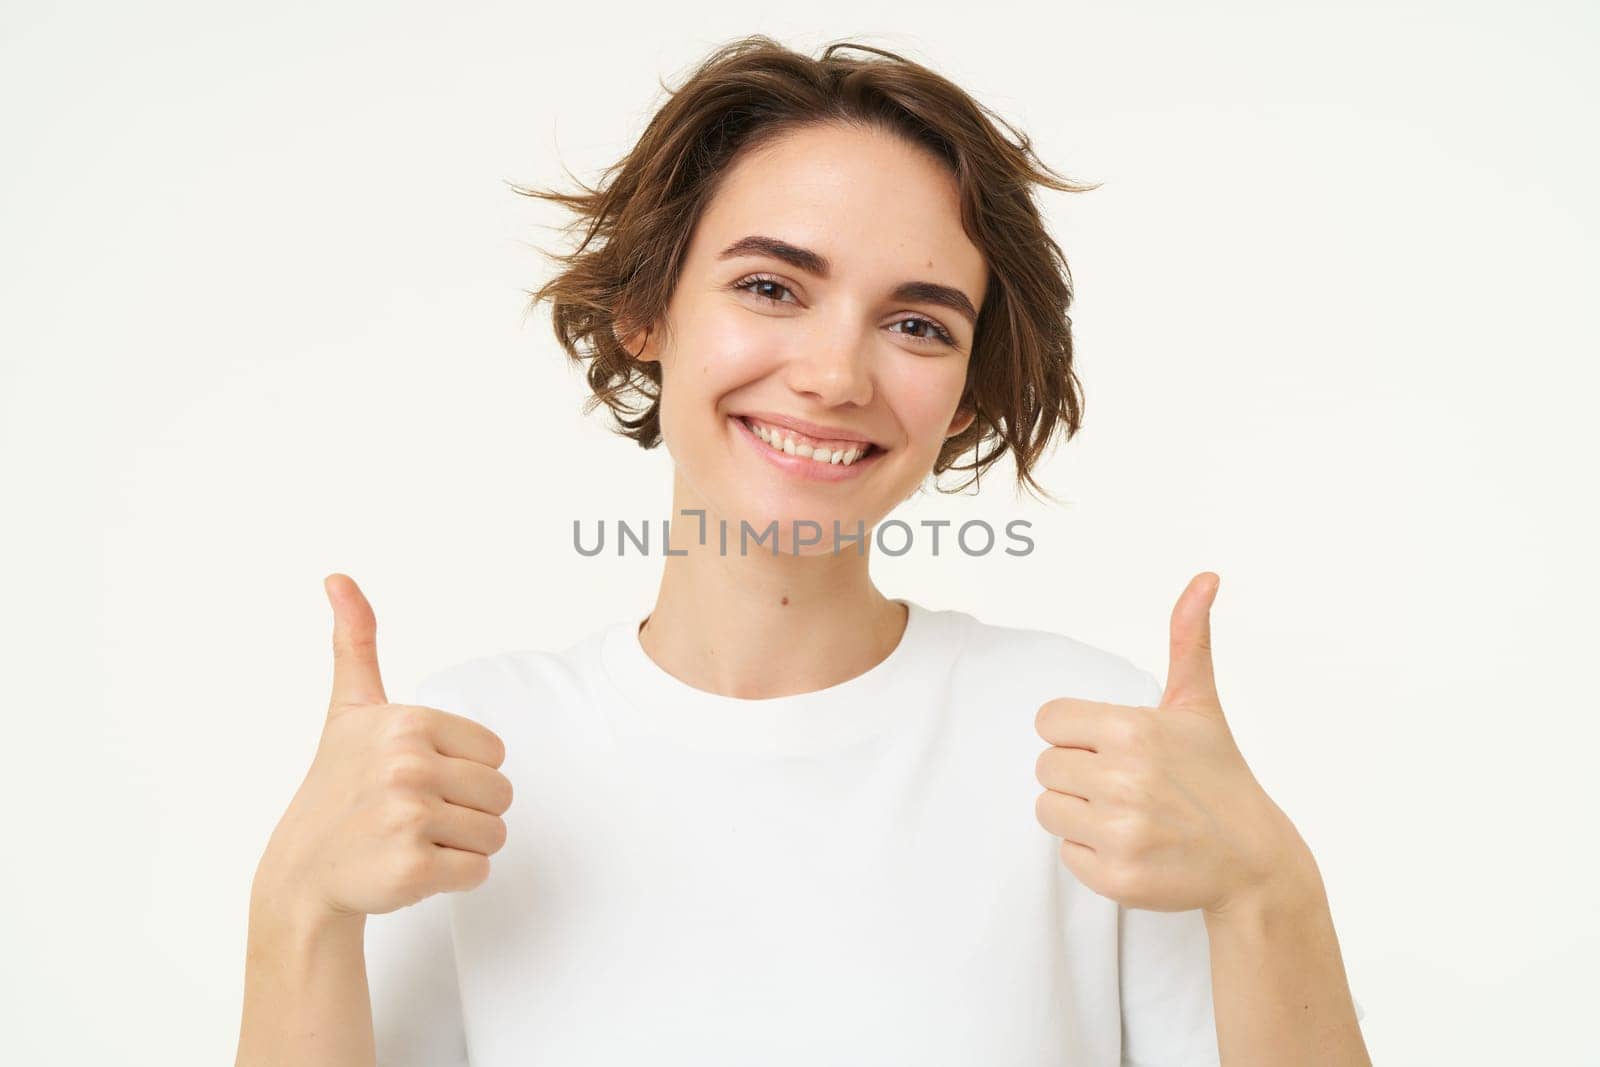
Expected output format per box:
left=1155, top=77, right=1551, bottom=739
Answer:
left=782, top=319, right=875, bottom=408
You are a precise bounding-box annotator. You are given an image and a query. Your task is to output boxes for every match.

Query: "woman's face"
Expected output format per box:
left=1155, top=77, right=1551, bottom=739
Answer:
left=627, top=121, right=988, bottom=556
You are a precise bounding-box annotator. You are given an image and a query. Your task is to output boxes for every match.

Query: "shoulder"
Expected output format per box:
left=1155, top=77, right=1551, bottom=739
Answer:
left=932, top=603, right=1163, bottom=709
left=409, top=623, right=613, bottom=723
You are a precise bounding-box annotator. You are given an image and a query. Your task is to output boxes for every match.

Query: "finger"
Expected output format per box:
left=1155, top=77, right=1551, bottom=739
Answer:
left=326, top=573, right=387, bottom=708
left=425, top=844, right=492, bottom=894
left=1057, top=838, right=1116, bottom=900
left=437, top=756, right=515, bottom=816
left=427, top=798, right=508, bottom=856
left=422, top=707, right=508, bottom=770
left=1035, top=789, right=1099, bottom=848
left=1160, top=571, right=1221, bottom=711
left=1035, top=697, right=1127, bottom=751
left=1035, top=745, right=1104, bottom=801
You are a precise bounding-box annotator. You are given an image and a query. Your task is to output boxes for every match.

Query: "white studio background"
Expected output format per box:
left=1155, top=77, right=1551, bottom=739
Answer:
left=3, top=2, right=1595, bottom=1063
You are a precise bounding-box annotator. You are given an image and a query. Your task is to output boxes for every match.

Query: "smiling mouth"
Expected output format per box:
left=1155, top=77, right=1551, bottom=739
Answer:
left=736, top=415, right=884, bottom=467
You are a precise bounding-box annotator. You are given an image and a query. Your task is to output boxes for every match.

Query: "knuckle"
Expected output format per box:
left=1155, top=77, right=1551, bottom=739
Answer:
left=1109, top=811, right=1153, bottom=855
left=488, top=817, right=508, bottom=853
left=1108, top=766, right=1153, bottom=808
left=392, top=847, right=434, bottom=895
left=381, top=753, right=432, bottom=793
left=333, top=633, right=378, bottom=662
left=385, top=798, right=431, bottom=838
left=384, top=704, right=432, bottom=742
left=1113, top=712, right=1152, bottom=752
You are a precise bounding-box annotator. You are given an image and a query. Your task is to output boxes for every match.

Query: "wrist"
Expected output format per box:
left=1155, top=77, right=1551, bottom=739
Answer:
left=1205, top=837, right=1326, bottom=930
left=250, top=851, right=363, bottom=942
left=247, top=889, right=366, bottom=974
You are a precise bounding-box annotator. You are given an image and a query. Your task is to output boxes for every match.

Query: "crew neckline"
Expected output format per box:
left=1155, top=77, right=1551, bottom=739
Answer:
left=596, top=598, right=940, bottom=757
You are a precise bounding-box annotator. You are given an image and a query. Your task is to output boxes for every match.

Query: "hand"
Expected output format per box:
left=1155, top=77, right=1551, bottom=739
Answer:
left=1033, top=572, right=1308, bottom=915
left=254, top=574, right=514, bottom=924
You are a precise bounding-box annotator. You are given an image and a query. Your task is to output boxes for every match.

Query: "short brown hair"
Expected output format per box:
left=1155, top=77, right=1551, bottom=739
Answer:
left=516, top=35, right=1098, bottom=498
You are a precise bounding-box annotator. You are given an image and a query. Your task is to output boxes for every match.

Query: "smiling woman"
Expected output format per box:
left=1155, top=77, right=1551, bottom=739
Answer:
left=236, top=33, right=1369, bottom=1067
left=518, top=37, right=1098, bottom=505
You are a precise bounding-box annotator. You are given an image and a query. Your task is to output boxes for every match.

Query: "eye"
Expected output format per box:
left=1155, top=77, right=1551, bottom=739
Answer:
left=887, top=315, right=956, bottom=348
left=730, top=273, right=799, bottom=305
left=730, top=273, right=958, bottom=349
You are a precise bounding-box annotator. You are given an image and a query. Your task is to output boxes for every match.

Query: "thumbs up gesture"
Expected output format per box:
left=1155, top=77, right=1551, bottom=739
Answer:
left=253, top=574, right=515, bottom=925
left=1033, top=573, right=1308, bottom=915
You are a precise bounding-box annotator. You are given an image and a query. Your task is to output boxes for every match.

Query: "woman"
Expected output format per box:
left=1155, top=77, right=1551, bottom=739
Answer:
left=236, top=36, right=1370, bottom=1066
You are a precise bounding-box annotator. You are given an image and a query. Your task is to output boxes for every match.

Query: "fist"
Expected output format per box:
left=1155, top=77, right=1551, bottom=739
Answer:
left=1033, top=573, right=1304, bottom=915
left=256, top=574, right=515, bottom=923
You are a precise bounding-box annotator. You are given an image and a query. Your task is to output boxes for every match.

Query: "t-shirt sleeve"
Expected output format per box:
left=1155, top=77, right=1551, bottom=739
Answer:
left=1119, top=904, right=1222, bottom=1066
left=366, top=890, right=469, bottom=1066
left=363, top=673, right=471, bottom=1067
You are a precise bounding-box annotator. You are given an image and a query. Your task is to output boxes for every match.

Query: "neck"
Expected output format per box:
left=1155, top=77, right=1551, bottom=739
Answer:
left=637, top=482, right=906, bottom=700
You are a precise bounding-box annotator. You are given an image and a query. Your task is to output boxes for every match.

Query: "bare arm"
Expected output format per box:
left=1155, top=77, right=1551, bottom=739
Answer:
left=234, top=857, right=376, bottom=1067
left=234, top=573, right=511, bottom=1066
left=1204, top=844, right=1371, bottom=1067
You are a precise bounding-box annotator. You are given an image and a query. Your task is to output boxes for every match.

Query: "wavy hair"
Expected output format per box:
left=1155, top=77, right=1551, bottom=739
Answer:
left=515, top=35, right=1098, bottom=498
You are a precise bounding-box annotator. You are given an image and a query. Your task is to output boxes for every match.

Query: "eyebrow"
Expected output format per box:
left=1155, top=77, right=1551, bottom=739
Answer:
left=716, top=233, right=980, bottom=327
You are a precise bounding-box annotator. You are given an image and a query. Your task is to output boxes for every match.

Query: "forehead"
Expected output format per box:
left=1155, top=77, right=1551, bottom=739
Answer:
left=690, top=123, right=987, bottom=297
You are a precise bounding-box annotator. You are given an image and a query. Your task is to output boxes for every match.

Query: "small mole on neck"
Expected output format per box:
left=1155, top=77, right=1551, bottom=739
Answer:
left=780, top=596, right=789, bottom=606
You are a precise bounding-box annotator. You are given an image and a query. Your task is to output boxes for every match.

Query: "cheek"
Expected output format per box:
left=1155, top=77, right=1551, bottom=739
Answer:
left=881, top=359, right=968, bottom=448
left=661, top=307, right=778, bottom=408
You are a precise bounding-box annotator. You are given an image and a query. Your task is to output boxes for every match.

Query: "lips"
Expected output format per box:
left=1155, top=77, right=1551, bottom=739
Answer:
left=739, top=415, right=879, bottom=465
left=729, top=413, right=886, bottom=481
left=732, top=411, right=886, bottom=452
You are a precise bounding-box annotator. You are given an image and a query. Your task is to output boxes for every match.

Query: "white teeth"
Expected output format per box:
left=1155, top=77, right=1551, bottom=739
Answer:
left=742, top=417, right=872, bottom=467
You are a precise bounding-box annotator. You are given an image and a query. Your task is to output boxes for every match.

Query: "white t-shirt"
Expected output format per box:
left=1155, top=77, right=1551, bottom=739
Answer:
left=365, top=598, right=1360, bottom=1065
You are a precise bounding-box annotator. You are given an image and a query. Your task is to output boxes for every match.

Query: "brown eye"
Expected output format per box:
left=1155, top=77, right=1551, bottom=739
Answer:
left=890, top=316, right=956, bottom=347
left=731, top=274, right=956, bottom=350
left=732, top=274, right=797, bottom=304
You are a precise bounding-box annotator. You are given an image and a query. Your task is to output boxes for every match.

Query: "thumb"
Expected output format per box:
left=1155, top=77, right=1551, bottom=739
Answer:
left=325, top=573, right=388, bottom=709
left=1160, top=571, right=1221, bottom=711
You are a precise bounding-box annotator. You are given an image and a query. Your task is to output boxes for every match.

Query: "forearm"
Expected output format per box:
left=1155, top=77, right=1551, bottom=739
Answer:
left=235, top=863, right=377, bottom=1067
left=1204, top=846, right=1371, bottom=1067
